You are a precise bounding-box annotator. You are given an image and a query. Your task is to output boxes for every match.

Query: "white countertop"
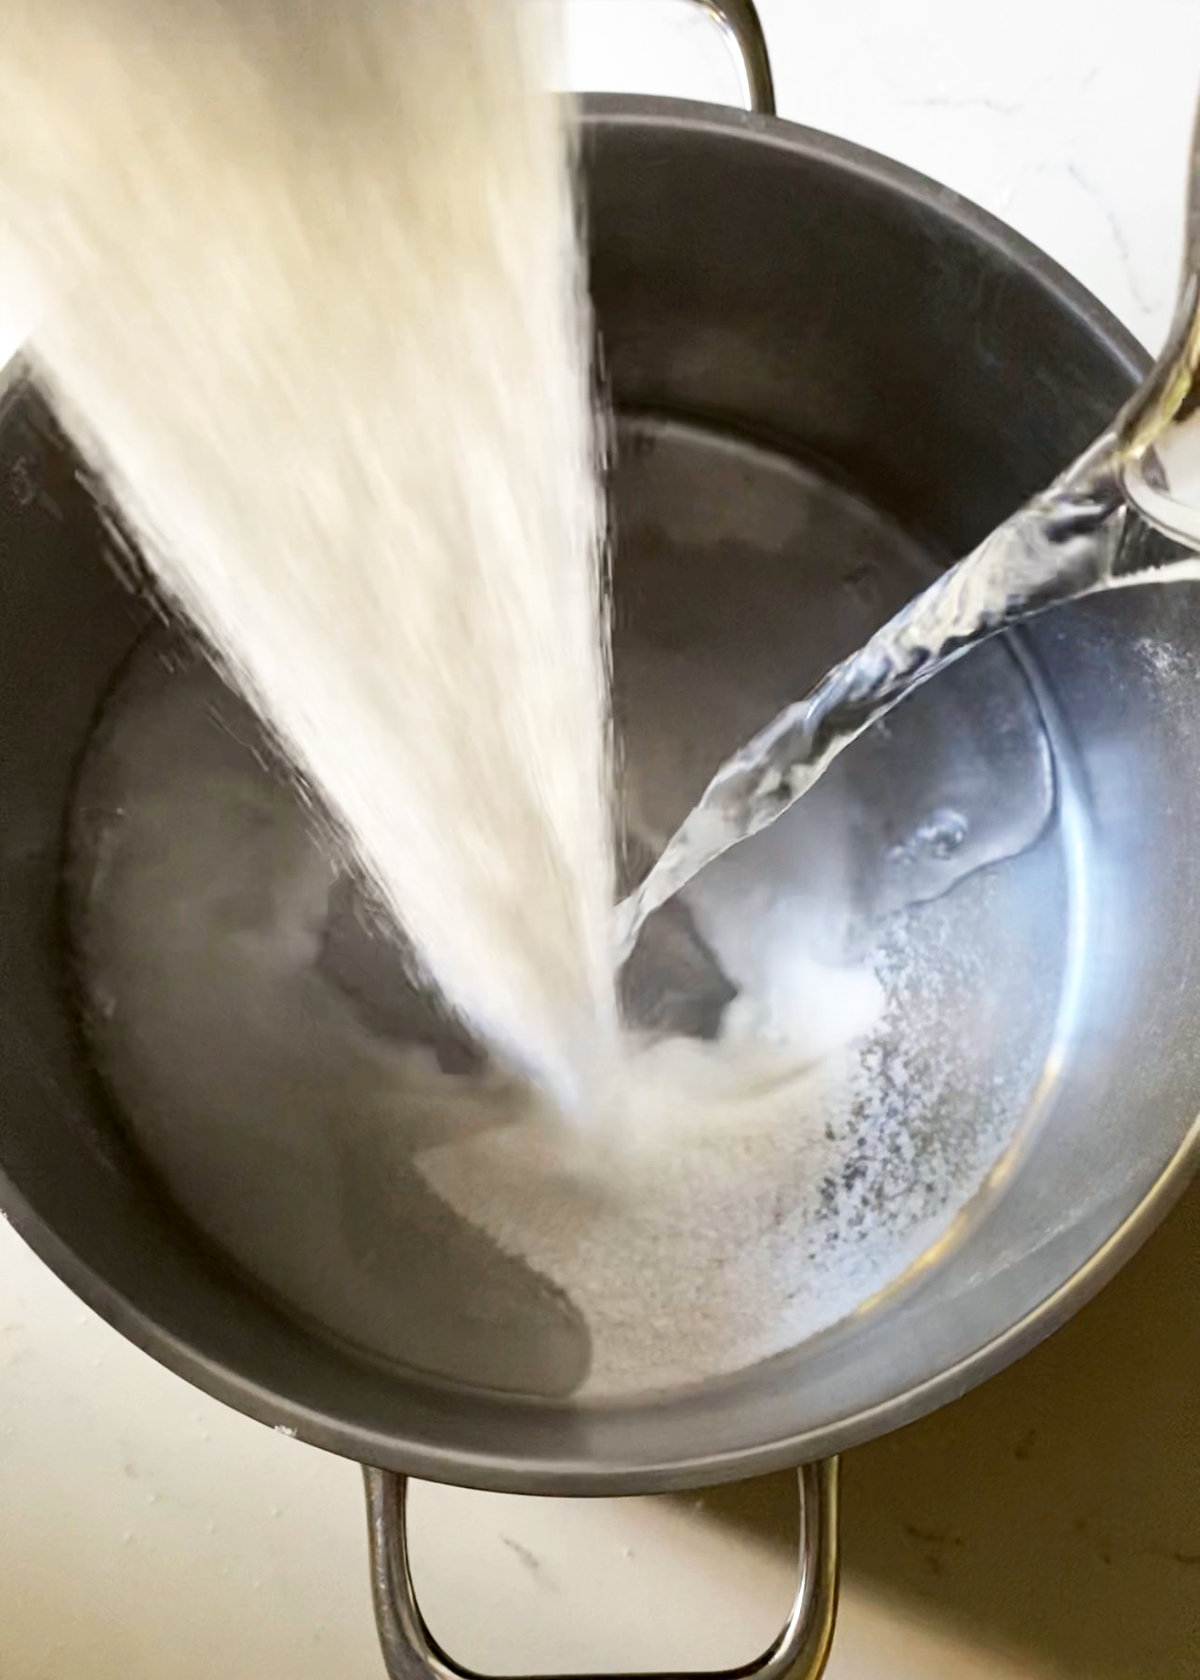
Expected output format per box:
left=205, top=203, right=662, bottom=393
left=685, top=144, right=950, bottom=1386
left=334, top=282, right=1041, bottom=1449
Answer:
left=2, top=4, right=1199, bottom=1677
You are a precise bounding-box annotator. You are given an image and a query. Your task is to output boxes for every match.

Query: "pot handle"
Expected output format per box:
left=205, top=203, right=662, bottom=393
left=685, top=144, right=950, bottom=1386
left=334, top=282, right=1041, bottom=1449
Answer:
left=685, top=2, right=776, bottom=116
left=363, top=1458, right=839, bottom=1680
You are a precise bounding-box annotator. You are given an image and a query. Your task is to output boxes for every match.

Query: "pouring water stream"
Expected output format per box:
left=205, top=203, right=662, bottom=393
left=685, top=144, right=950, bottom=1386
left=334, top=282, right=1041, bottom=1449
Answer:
left=617, top=99, right=1200, bottom=960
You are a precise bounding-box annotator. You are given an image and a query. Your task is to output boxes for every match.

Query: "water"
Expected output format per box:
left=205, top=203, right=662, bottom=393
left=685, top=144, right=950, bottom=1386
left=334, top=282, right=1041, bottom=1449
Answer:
left=618, top=435, right=1200, bottom=957
left=620, top=90, right=1200, bottom=953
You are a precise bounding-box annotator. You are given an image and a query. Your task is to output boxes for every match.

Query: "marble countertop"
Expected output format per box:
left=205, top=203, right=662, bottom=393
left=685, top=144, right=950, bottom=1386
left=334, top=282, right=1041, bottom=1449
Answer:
left=2, top=4, right=1198, bottom=1677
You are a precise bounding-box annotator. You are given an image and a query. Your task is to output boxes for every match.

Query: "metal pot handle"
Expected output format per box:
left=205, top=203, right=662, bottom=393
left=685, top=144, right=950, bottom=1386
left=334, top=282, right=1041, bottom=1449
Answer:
left=686, top=2, right=776, bottom=115
left=363, top=1459, right=839, bottom=1680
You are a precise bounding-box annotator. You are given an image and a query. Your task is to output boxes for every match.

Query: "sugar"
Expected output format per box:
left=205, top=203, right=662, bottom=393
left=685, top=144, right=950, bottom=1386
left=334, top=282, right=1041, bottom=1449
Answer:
left=2, top=0, right=617, bottom=1112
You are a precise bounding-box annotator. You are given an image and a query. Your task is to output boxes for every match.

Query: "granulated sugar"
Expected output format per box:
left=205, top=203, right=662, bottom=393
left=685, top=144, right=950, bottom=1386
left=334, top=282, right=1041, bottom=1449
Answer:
left=1, top=0, right=617, bottom=1110
left=417, top=880, right=1034, bottom=1395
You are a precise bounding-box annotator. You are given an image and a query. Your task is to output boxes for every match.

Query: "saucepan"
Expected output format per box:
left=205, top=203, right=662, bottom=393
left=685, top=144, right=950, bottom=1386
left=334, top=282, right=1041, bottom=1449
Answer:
left=2, top=4, right=1198, bottom=1676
